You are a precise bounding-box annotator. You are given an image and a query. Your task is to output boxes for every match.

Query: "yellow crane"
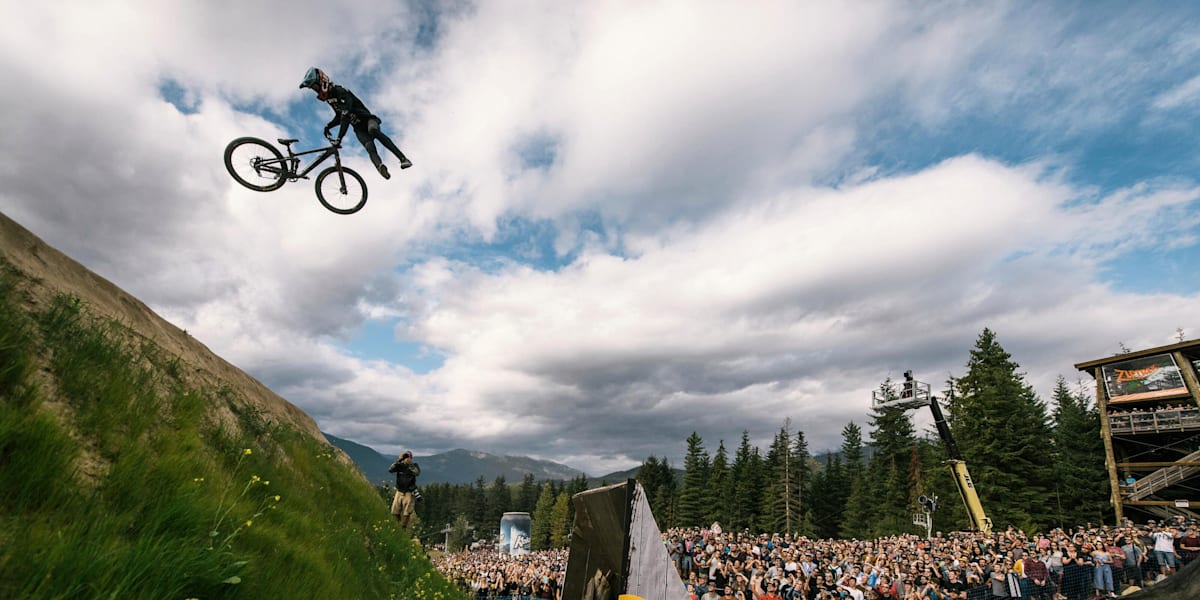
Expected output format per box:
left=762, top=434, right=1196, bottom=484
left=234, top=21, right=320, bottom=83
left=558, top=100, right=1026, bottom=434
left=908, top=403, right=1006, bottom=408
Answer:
left=872, top=370, right=993, bottom=534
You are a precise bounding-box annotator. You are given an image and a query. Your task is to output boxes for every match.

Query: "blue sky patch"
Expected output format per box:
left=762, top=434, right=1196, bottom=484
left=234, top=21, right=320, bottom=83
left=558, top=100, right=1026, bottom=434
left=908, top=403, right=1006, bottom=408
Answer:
left=426, top=214, right=618, bottom=273
left=344, top=318, right=445, bottom=374
left=1101, top=242, right=1200, bottom=296
left=158, top=79, right=198, bottom=114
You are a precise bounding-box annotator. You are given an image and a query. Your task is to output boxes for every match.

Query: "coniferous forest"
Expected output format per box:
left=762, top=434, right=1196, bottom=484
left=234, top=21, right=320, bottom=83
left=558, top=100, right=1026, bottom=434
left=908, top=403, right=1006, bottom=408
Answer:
left=411, top=328, right=1109, bottom=549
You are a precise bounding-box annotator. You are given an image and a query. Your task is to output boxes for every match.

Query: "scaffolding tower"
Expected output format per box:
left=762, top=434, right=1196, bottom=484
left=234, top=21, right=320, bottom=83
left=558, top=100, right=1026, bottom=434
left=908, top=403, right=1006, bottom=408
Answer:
left=1075, top=338, right=1200, bottom=523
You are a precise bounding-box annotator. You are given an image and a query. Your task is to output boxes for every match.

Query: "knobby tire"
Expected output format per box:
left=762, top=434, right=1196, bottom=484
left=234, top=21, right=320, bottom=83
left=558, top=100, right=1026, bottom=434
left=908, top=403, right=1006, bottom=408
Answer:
left=315, top=167, right=368, bottom=215
left=224, top=137, right=287, bottom=192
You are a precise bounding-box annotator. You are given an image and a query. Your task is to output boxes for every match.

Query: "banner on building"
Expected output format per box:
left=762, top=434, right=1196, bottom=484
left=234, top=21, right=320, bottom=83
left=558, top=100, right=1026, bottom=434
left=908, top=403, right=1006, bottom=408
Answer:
left=1102, top=353, right=1188, bottom=403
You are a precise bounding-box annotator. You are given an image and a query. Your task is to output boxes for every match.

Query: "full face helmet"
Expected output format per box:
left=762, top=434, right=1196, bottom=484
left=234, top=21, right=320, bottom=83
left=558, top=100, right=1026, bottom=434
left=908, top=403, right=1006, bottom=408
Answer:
left=299, top=67, right=333, bottom=100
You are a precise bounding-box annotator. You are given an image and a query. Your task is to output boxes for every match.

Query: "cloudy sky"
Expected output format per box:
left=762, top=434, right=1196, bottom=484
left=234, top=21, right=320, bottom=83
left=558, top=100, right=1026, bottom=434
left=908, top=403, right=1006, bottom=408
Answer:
left=2, top=1, right=1199, bottom=475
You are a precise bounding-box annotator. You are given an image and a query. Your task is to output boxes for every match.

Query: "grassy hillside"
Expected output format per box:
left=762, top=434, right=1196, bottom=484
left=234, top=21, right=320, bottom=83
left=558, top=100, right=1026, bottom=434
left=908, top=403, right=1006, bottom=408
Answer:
left=0, top=260, right=464, bottom=599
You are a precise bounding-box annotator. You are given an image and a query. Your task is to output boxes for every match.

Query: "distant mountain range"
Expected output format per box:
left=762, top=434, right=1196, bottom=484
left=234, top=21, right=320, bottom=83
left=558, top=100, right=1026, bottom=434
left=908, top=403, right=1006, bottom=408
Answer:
left=324, top=434, right=591, bottom=485
left=323, top=434, right=843, bottom=488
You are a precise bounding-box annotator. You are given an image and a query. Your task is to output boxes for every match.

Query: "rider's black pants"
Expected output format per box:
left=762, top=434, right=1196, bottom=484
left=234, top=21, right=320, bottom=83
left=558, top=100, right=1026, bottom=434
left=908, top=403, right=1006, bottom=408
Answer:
left=354, top=118, right=408, bottom=167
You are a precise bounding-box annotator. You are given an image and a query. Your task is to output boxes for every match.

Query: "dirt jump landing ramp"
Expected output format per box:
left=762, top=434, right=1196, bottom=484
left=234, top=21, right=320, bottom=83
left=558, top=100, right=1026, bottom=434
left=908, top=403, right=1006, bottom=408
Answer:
left=562, top=479, right=687, bottom=600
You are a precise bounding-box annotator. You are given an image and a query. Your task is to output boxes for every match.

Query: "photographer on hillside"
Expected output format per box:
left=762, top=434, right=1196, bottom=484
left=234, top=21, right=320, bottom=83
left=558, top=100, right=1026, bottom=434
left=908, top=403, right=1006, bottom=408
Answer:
left=389, top=450, right=421, bottom=528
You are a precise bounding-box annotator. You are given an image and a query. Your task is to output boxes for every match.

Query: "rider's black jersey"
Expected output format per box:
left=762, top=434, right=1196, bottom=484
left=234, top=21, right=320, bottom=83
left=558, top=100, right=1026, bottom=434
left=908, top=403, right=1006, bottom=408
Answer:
left=323, top=85, right=377, bottom=134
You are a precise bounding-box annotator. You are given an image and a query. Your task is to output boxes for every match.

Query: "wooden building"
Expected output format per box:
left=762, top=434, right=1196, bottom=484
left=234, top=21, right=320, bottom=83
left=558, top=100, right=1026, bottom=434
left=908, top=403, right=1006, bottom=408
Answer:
left=1075, top=339, right=1200, bottom=523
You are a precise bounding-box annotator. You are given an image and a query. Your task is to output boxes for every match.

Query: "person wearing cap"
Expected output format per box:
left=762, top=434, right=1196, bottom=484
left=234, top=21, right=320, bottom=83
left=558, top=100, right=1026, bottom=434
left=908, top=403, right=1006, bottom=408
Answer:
left=1151, top=523, right=1179, bottom=578
left=387, top=450, right=421, bottom=528
left=800, top=552, right=816, bottom=578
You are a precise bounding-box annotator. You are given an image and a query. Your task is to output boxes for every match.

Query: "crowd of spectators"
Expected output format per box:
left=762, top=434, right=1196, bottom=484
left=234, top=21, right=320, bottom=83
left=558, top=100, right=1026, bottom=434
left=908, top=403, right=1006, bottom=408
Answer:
left=434, top=518, right=1200, bottom=599
left=435, top=544, right=568, bottom=599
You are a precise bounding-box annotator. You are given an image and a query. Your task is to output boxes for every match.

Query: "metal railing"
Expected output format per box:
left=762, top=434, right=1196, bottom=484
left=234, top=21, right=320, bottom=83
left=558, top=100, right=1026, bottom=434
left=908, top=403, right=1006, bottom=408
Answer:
left=1122, top=446, right=1200, bottom=500
left=1108, top=407, right=1200, bottom=434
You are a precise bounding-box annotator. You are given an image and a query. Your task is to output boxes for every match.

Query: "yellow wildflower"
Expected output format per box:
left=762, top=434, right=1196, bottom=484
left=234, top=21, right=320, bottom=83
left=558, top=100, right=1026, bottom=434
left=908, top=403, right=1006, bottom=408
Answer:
left=243, top=448, right=252, bottom=455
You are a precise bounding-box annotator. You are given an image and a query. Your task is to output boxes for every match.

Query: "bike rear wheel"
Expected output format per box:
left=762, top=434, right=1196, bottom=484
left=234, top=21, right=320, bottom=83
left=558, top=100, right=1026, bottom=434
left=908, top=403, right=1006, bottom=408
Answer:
left=315, top=166, right=368, bottom=214
left=224, top=137, right=287, bottom=192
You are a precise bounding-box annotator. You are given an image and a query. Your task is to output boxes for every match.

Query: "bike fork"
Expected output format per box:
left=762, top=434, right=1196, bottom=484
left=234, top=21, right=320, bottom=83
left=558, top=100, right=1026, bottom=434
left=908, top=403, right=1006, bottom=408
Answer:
left=333, top=156, right=349, bottom=194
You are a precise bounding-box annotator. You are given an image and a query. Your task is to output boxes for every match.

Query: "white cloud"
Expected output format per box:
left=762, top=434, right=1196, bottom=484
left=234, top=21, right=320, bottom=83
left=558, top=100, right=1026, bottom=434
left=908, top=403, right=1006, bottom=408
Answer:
left=1, top=1, right=1198, bottom=474
left=1153, top=75, right=1200, bottom=112
left=237, top=157, right=1199, bottom=471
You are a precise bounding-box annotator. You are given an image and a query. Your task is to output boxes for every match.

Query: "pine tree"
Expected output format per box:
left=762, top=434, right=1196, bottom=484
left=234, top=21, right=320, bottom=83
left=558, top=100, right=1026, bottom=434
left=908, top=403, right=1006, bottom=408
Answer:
left=678, top=432, right=711, bottom=527
left=839, top=422, right=873, bottom=538
left=949, top=328, right=1055, bottom=531
left=791, top=430, right=816, bottom=537
left=1050, top=376, right=1108, bottom=527
left=486, top=475, right=512, bottom=533
left=566, top=474, right=589, bottom=529
left=810, top=454, right=846, bottom=539
left=760, top=424, right=800, bottom=534
left=567, top=474, right=590, bottom=496
left=706, top=440, right=732, bottom=527
left=731, top=431, right=763, bottom=531
left=470, top=476, right=489, bottom=533
left=639, top=455, right=678, bottom=528
left=530, top=483, right=556, bottom=550
left=448, top=514, right=473, bottom=551
left=416, top=482, right=457, bottom=535
left=516, top=473, right=538, bottom=514
left=868, top=379, right=918, bottom=535
left=841, top=422, right=865, bottom=477
left=550, top=492, right=572, bottom=547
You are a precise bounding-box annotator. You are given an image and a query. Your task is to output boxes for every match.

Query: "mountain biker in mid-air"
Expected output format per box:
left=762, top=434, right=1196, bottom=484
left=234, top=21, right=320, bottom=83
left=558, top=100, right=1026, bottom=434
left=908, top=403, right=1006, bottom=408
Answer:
left=299, top=67, right=412, bottom=179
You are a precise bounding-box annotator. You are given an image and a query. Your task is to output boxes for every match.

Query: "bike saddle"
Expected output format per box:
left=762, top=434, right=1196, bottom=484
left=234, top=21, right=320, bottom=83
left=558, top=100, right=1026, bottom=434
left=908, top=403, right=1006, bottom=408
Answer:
left=278, top=138, right=299, bottom=145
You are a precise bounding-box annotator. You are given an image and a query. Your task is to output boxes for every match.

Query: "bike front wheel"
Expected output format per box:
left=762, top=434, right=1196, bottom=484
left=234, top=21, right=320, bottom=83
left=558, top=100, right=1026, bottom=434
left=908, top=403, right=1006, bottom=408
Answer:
left=224, top=137, right=287, bottom=192
left=315, top=166, right=368, bottom=214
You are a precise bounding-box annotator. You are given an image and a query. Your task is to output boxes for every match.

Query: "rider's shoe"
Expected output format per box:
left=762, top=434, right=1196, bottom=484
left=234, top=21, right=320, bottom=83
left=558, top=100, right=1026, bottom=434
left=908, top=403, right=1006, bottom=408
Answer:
left=377, top=163, right=391, bottom=179
left=400, top=157, right=413, bottom=170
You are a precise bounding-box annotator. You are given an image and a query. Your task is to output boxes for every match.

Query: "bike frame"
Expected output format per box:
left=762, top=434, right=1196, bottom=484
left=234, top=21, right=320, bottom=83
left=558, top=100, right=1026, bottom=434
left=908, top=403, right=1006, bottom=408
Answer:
left=279, top=142, right=346, bottom=180
left=244, top=138, right=351, bottom=195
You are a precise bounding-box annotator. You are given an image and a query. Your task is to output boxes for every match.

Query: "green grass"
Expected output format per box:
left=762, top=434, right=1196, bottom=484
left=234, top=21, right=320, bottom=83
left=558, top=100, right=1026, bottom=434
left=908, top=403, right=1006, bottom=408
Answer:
left=0, top=264, right=465, bottom=600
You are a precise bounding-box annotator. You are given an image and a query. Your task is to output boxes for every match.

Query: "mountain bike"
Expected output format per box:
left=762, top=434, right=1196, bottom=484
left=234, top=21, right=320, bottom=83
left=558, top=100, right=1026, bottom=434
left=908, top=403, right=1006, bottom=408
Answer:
left=223, top=135, right=368, bottom=215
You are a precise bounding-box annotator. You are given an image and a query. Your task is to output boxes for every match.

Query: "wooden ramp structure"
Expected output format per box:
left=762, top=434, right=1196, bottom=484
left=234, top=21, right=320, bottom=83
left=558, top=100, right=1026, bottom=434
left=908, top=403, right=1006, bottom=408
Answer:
left=1076, top=339, right=1200, bottom=523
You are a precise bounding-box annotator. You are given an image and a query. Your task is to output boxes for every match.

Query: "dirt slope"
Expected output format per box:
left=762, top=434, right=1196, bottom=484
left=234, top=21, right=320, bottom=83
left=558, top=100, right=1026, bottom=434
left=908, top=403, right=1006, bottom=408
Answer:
left=0, top=210, right=328, bottom=445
